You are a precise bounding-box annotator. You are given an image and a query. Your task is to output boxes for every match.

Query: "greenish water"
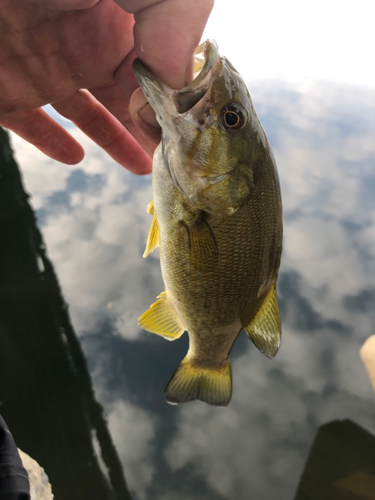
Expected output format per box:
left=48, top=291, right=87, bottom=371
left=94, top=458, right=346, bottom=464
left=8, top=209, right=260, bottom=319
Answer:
left=1, top=80, right=375, bottom=500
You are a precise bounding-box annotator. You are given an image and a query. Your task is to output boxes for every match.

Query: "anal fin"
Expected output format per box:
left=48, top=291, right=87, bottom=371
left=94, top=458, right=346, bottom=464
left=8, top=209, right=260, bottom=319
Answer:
left=143, top=200, right=159, bottom=257
left=243, top=285, right=281, bottom=358
left=138, top=292, right=185, bottom=340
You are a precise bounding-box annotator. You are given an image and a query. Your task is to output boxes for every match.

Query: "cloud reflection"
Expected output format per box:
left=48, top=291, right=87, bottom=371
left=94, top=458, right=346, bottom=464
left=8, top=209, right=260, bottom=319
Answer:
left=11, top=130, right=162, bottom=341
left=107, top=400, right=156, bottom=500
left=9, top=79, right=375, bottom=500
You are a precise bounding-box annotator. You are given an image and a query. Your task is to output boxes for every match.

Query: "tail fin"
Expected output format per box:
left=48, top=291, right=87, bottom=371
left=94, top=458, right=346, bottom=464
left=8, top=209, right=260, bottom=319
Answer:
left=165, top=357, right=232, bottom=407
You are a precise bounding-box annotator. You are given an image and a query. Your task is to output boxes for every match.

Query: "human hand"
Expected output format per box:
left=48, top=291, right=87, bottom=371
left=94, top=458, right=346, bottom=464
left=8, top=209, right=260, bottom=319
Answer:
left=0, top=0, right=213, bottom=174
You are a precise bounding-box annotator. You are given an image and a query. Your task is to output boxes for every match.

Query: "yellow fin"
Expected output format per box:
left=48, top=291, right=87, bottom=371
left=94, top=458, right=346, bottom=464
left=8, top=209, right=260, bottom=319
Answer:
left=138, top=292, right=185, bottom=340
left=244, top=285, right=281, bottom=358
left=188, top=218, right=218, bottom=272
left=146, top=200, right=154, bottom=215
left=165, top=357, right=232, bottom=406
left=143, top=208, right=159, bottom=258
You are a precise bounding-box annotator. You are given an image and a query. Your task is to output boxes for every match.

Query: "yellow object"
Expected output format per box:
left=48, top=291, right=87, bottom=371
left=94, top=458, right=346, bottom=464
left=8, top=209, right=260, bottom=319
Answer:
left=165, top=357, right=232, bottom=406
left=138, top=292, right=185, bottom=340
left=143, top=201, right=159, bottom=258
left=244, top=284, right=281, bottom=358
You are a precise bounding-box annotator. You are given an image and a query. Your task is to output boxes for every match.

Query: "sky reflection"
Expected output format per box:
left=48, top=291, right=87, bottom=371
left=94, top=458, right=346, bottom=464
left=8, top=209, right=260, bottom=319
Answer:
left=9, top=79, right=375, bottom=499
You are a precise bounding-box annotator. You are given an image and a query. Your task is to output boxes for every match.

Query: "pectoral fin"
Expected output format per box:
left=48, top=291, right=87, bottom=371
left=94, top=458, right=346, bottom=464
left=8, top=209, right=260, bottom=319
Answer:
left=143, top=200, right=159, bottom=257
left=243, top=285, right=281, bottom=358
left=186, top=217, right=218, bottom=272
left=138, top=292, right=185, bottom=340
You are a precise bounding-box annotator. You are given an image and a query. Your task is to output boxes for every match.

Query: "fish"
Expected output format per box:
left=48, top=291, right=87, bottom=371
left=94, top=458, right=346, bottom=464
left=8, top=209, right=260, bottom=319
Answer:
left=133, top=40, right=282, bottom=407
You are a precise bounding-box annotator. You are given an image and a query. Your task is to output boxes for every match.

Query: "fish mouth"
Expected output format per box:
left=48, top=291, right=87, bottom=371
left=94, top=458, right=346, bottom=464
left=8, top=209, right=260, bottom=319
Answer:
left=173, top=40, right=220, bottom=113
left=133, top=40, right=221, bottom=116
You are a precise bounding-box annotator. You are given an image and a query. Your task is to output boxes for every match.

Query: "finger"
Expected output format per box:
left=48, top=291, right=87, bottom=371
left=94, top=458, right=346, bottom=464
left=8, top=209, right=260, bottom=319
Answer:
left=90, top=82, right=157, bottom=156
left=131, top=0, right=214, bottom=89
left=0, top=109, right=85, bottom=164
left=129, top=88, right=161, bottom=145
left=113, top=48, right=140, bottom=102
left=112, top=49, right=160, bottom=147
left=52, top=89, right=152, bottom=175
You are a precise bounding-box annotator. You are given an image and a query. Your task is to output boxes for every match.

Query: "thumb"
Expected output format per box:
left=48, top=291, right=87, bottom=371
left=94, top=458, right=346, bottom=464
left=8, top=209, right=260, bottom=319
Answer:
left=118, top=0, right=213, bottom=146
left=119, top=0, right=214, bottom=90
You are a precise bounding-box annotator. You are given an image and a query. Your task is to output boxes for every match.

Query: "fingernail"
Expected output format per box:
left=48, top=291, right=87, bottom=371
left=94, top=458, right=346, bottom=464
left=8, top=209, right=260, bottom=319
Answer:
left=137, top=102, right=159, bottom=128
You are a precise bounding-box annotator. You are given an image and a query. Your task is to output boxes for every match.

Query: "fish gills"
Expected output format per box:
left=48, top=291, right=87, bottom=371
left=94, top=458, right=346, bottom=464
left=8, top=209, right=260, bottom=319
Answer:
left=165, top=357, right=232, bottom=406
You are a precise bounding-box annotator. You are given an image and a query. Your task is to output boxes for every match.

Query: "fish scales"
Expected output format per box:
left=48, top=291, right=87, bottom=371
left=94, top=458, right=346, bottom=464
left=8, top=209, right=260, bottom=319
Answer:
left=134, top=40, right=282, bottom=406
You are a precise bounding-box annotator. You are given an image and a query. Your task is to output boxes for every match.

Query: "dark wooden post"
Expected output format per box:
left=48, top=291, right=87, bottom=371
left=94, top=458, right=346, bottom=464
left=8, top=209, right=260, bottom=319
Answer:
left=0, top=128, right=132, bottom=500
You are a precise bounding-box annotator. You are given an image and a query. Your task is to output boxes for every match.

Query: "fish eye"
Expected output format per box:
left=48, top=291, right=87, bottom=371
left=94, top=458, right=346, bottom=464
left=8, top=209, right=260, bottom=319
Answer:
left=221, top=105, right=246, bottom=130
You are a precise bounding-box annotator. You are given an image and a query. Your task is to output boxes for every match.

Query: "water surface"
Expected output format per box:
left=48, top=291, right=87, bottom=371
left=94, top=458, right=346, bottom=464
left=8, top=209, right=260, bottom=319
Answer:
left=2, top=79, right=375, bottom=500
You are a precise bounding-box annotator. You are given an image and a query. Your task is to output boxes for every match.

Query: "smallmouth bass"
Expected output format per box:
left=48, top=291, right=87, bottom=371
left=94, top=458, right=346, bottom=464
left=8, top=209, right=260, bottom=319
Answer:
left=134, top=40, right=282, bottom=407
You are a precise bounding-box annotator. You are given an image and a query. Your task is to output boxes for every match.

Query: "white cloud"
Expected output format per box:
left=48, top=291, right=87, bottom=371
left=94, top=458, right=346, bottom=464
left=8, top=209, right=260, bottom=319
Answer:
left=283, top=216, right=363, bottom=295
